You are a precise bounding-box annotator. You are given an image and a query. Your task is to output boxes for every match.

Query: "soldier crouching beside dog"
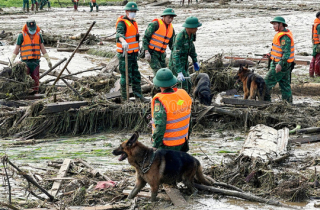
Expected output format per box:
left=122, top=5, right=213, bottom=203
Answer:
left=310, top=12, right=320, bottom=77
left=9, top=20, right=52, bottom=93
left=151, top=68, right=191, bottom=152
left=263, top=16, right=295, bottom=103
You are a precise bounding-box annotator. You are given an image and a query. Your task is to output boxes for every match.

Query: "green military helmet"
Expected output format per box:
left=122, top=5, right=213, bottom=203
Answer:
left=124, top=2, right=139, bottom=11
left=153, top=68, right=177, bottom=88
left=270, top=16, right=287, bottom=27
left=26, top=19, right=37, bottom=33
left=161, top=8, right=177, bottom=17
left=182, top=16, right=202, bottom=28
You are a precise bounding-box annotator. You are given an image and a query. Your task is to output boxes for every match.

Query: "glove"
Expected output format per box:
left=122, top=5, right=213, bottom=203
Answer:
left=193, top=62, right=200, bottom=71
left=122, top=40, right=129, bottom=52
left=145, top=50, right=151, bottom=62
left=43, top=53, right=52, bottom=69
left=8, top=53, right=17, bottom=67
left=177, top=72, right=185, bottom=81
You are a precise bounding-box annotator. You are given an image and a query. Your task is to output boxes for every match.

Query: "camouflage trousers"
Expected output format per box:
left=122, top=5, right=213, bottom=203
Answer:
left=169, top=60, right=191, bottom=93
left=117, top=52, right=142, bottom=100
left=90, top=2, right=98, bottom=11
left=148, top=50, right=167, bottom=76
left=264, top=61, right=292, bottom=103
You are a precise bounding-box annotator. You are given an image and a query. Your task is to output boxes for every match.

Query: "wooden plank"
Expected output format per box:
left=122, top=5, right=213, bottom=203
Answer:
left=290, top=134, right=320, bottom=144
left=123, top=189, right=170, bottom=201
left=222, top=98, right=271, bottom=107
left=49, top=158, right=72, bottom=197
left=163, top=184, right=188, bottom=206
left=18, top=94, right=46, bottom=100
left=40, top=101, right=88, bottom=114
left=224, top=56, right=310, bottom=65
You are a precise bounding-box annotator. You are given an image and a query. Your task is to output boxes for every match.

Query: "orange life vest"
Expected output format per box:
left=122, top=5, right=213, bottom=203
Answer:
left=20, top=24, right=41, bottom=60
left=148, top=18, right=173, bottom=53
left=151, top=89, right=192, bottom=147
left=115, top=16, right=139, bottom=53
left=91, top=0, right=96, bottom=3
left=313, top=18, right=320, bottom=44
left=270, top=30, right=295, bottom=63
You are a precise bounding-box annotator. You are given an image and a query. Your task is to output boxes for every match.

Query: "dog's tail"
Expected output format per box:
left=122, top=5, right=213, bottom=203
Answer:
left=196, top=165, right=213, bottom=186
left=256, top=78, right=266, bottom=101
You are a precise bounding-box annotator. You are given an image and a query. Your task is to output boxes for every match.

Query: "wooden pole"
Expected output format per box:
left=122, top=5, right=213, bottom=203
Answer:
left=51, top=21, right=96, bottom=87
left=125, top=51, right=129, bottom=101
left=39, top=57, right=67, bottom=79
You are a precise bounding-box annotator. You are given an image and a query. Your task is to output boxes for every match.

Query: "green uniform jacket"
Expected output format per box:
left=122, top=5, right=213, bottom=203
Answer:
left=313, top=24, right=320, bottom=57
left=152, top=88, right=191, bottom=151
left=142, top=20, right=175, bottom=51
left=169, top=28, right=197, bottom=74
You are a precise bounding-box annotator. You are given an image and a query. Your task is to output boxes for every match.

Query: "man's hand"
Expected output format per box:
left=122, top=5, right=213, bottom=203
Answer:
left=275, top=64, right=282, bottom=73
left=152, top=147, right=157, bottom=151
left=43, top=53, right=52, bottom=69
left=193, top=62, right=200, bottom=71
left=177, top=72, right=185, bottom=81
left=122, top=40, right=128, bottom=52
left=145, top=50, right=151, bottom=62
left=8, top=53, right=17, bottom=67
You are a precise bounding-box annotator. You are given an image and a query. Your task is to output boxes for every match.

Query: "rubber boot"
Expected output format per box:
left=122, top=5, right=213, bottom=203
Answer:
left=31, top=3, right=34, bottom=11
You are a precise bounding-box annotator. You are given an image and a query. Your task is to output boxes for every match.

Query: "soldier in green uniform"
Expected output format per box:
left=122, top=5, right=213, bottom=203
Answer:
left=23, top=0, right=30, bottom=12
left=31, top=0, right=38, bottom=11
left=310, top=11, right=320, bottom=77
left=151, top=68, right=191, bottom=152
left=264, top=17, right=295, bottom=103
left=116, top=2, right=148, bottom=102
left=169, top=16, right=201, bottom=93
left=142, top=8, right=176, bottom=76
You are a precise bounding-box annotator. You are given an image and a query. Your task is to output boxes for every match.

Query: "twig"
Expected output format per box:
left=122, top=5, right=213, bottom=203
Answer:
left=199, top=147, right=215, bottom=164
left=2, top=158, right=11, bottom=204
left=203, top=175, right=243, bottom=192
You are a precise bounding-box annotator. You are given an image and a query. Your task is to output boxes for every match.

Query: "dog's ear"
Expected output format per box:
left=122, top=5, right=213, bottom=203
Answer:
left=245, top=64, right=249, bottom=69
left=239, top=64, right=243, bottom=72
left=126, top=132, right=139, bottom=147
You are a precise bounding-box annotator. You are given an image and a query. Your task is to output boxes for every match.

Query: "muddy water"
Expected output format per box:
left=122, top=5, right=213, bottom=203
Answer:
left=1, top=132, right=320, bottom=209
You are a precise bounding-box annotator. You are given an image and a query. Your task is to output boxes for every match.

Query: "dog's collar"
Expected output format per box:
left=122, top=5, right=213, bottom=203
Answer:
left=140, top=150, right=155, bottom=174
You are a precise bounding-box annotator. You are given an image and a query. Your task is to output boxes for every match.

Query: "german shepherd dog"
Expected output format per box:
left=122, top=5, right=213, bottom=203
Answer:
left=193, top=73, right=213, bottom=106
left=234, top=64, right=266, bottom=101
left=112, top=132, right=212, bottom=202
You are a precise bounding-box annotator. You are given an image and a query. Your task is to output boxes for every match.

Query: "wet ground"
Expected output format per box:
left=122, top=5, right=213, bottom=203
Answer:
left=1, top=0, right=320, bottom=209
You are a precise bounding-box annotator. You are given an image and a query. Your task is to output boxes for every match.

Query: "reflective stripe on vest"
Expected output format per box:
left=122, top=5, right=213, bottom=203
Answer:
left=313, top=18, right=320, bottom=44
left=115, top=16, right=139, bottom=54
left=148, top=18, right=173, bottom=53
left=20, top=24, right=41, bottom=60
left=151, top=89, right=192, bottom=147
left=270, top=30, right=295, bottom=63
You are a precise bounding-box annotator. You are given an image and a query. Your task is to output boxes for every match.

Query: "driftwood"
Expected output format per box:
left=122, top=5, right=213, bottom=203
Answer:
left=49, top=158, right=72, bottom=197
left=296, top=127, right=320, bottom=134
left=290, top=135, right=320, bottom=144
left=194, top=184, right=296, bottom=208
left=4, top=156, right=55, bottom=201
left=78, top=159, right=111, bottom=181
left=40, top=101, right=89, bottom=114
left=163, top=184, right=187, bottom=206
left=222, top=98, right=270, bottom=107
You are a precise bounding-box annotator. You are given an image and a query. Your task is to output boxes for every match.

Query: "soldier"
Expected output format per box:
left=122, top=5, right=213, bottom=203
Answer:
left=142, top=8, right=176, bottom=76
left=90, top=0, right=98, bottom=12
left=73, top=0, right=79, bottom=11
left=151, top=68, right=191, bottom=152
left=9, top=20, right=52, bottom=93
left=115, top=2, right=148, bottom=103
left=39, top=0, right=51, bottom=10
left=310, top=12, right=320, bottom=77
left=23, top=0, right=29, bottom=12
left=31, top=0, right=38, bottom=11
left=169, top=16, right=201, bottom=93
left=264, top=16, right=295, bottom=103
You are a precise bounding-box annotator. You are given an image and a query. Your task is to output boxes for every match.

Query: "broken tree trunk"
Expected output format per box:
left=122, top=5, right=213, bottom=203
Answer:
left=290, top=134, right=320, bottom=144
left=49, top=158, right=72, bottom=197
left=194, top=184, right=296, bottom=208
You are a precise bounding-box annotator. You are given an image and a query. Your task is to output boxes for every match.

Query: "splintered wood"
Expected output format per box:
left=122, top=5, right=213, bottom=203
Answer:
left=240, top=124, right=289, bottom=161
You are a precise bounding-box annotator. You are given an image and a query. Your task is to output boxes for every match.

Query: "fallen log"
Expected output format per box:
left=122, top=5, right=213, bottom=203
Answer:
left=296, top=127, right=320, bottom=134
left=290, top=134, right=320, bottom=144
left=194, top=184, right=296, bottom=209
left=222, top=98, right=270, bottom=107
left=57, top=48, right=89, bottom=52
left=40, top=101, right=89, bottom=114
